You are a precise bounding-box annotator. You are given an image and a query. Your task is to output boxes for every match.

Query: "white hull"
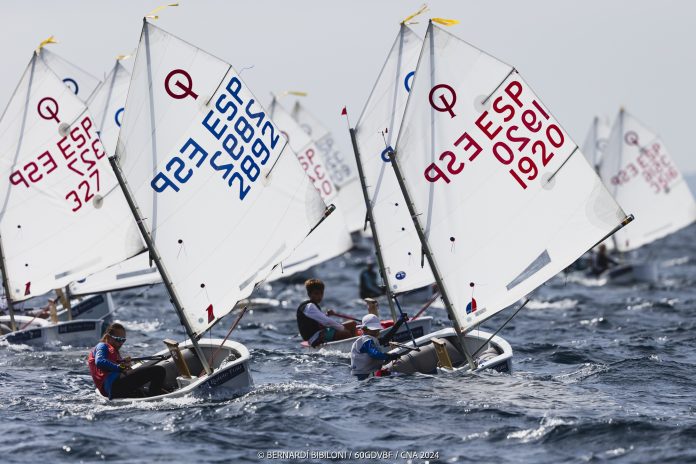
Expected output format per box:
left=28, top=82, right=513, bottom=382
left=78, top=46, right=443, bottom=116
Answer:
left=389, top=328, right=513, bottom=375
left=0, top=294, right=114, bottom=346
left=0, top=315, right=105, bottom=346
left=602, top=261, right=659, bottom=284
left=57, top=293, right=115, bottom=322
left=104, top=338, right=253, bottom=403
left=302, top=317, right=433, bottom=353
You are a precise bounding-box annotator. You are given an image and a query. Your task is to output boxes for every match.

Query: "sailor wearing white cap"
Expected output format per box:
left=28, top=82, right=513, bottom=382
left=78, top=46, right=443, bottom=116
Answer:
left=350, top=314, right=399, bottom=380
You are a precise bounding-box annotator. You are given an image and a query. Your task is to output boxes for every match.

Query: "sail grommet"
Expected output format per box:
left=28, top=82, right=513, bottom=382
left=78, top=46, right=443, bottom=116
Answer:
left=92, top=195, right=103, bottom=209
left=58, top=122, right=70, bottom=136
left=474, top=94, right=490, bottom=113
left=178, top=239, right=183, bottom=244
left=541, top=172, right=556, bottom=190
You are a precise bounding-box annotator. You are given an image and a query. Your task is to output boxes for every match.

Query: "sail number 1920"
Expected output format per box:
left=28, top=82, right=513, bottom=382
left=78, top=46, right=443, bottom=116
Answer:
left=424, top=78, right=569, bottom=190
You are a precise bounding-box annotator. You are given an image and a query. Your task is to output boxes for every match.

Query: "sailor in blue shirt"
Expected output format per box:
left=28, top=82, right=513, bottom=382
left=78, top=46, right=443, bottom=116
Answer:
left=350, top=314, right=401, bottom=380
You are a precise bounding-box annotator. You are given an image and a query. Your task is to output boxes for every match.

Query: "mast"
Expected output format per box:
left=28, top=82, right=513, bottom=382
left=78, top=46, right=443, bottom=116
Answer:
left=388, top=150, right=475, bottom=369
left=0, top=236, right=16, bottom=331
left=610, top=109, right=625, bottom=252
left=348, top=128, right=398, bottom=322
left=109, top=156, right=212, bottom=375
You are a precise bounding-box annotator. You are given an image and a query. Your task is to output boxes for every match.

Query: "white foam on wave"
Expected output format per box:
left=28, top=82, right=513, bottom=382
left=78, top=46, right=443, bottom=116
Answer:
left=118, top=319, right=163, bottom=333
left=661, top=256, right=690, bottom=267
left=506, top=416, right=574, bottom=443
left=527, top=298, right=578, bottom=310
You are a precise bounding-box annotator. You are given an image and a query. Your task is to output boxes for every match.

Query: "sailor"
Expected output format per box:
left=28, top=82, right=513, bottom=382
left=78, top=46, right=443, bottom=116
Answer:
left=359, top=261, right=385, bottom=299
left=297, top=279, right=354, bottom=347
left=88, top=323, right=166, bottom=399
left=591, top=243, right=619, bottom=275
left=350, top=314, right=402, bottom=380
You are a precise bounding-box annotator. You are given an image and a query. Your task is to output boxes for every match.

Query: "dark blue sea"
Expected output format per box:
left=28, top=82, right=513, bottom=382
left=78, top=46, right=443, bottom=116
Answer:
left=1, top=220, right=695, bottom=464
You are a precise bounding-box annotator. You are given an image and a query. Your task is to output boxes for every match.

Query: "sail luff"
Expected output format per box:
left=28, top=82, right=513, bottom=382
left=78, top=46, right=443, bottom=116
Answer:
left=349, top=127, right=398, bottom=322
left=0, top=55, right=37, bottom=221
left=109, top=155, right=212, bottom=374
left=143, top=20, right=160, bottom=243
left=97, top=61, right=120, bottom=140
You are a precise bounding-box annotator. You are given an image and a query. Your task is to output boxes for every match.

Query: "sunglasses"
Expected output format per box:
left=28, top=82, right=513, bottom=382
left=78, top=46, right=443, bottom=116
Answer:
left=109, top=334, right=127, bottom=343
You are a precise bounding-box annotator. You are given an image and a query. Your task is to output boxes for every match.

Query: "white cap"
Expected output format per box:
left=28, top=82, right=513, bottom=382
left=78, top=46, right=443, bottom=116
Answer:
left=359, top=314, right=382, bottom=331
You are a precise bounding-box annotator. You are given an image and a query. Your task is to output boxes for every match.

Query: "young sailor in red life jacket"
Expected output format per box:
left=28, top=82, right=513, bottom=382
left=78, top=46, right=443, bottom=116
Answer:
left=88, top=323, right=166, bottom=399
left=297, top=279, right=356, bottom=347
left=350, top=314, right=407, bottom=380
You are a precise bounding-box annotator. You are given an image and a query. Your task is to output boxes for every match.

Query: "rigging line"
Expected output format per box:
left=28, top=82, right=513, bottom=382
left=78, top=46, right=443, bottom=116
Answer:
left=204, top=64, right=232, bottom=107
left=471, top=298, right=529, bottom=358
left=207, top=305, right=249, bottom=370
left=481, top=68, right=517, bottom=105
left=393, top=295, right=418, bottom=347
left=263, top=139, right=289, bottom=178
left=546, top=146, right=578, bottom=184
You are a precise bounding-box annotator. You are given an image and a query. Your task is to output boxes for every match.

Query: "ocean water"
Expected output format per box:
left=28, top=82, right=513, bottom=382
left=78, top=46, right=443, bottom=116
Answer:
left=1, top=224, right=695, bottom=464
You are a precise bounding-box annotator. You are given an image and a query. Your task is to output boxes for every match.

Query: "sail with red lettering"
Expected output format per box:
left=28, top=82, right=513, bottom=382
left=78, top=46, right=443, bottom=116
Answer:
left=114, top=21, right=325, bottom=336
left=39, top=48, right=101, bottom=103
left=69, top=61, right=163, bottom=296
left=598, top=109, right=696, bottom=252
left=0, top=53, right=144, bottom=302
left=86, top=60, right=131, bottom=158
left=393, top=21, right=629, bottom=332
left=292, top=101, right=365, bottom=233
left=581, top=116, right=612, bottom=171
left=353, top=24, right=433, bottom=294
left=267, top=99, right=352, bottom=280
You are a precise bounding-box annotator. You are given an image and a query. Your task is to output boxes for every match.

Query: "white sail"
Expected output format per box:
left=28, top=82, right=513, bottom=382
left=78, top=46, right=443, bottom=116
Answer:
left=38, top=48, right=101, bottom=103
left=267, top=99, right=352, bottom=281
left=69, top=252, right=159, bottom=296
left=354, top=24, right=433, bottom=293
left=599, top=109, right=696, bottom=252
left=0, top=53, right=144, bottom=302
left=292, top=101, right=365, bottom=232
left=393, top=22, right=629, bottom=332
left=71, top=60, right=165, bottom=294
left=581, top=116, right=611, bottom=170
left=86, top=61, right=131, bottom=157
left=116, top=22, right=325, bottom=336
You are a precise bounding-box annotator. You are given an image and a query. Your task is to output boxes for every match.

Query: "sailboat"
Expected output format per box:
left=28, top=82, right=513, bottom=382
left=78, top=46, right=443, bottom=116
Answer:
left=378, top=20, right=632, bottom=374
left=229, top=96, right=354, bottom=312
left=266, top=97, right=353, bottom=282
left=292, top=101, right=366, bottom=234
left=0, top=48, right=145, bottom=346
left=102, top=19, right=329, bottom=401
left=593, top=108, right=696, bottom=283
left=582, top=116, right=612, bottom=172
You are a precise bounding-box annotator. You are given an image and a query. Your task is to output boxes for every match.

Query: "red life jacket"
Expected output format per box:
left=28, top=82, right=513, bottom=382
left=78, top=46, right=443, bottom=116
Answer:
left=88, top=342, right=121, bottom=396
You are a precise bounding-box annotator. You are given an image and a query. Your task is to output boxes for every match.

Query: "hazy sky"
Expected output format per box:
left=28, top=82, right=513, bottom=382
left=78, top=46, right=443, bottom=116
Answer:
left=1, top=1, right=694, bottom=173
